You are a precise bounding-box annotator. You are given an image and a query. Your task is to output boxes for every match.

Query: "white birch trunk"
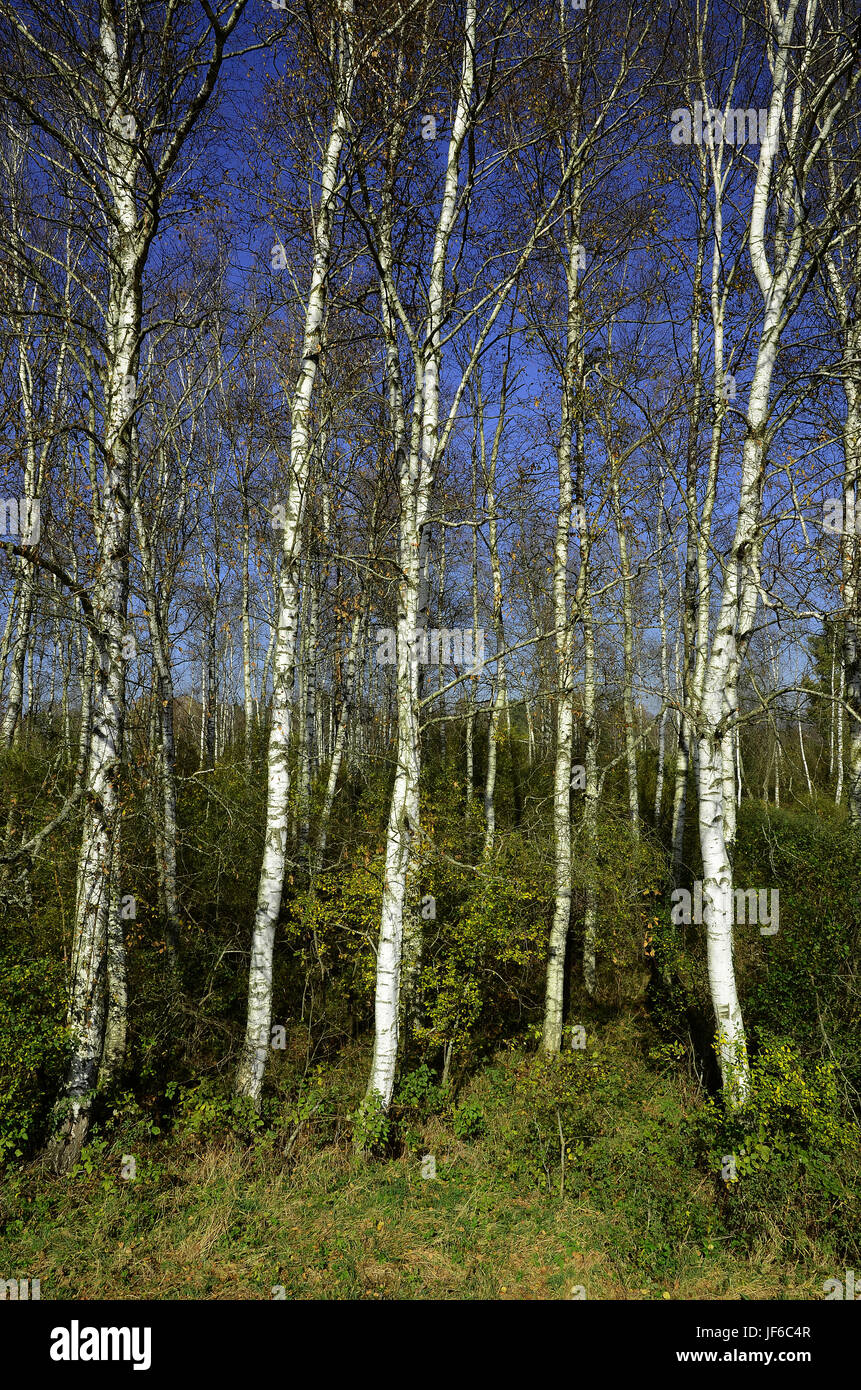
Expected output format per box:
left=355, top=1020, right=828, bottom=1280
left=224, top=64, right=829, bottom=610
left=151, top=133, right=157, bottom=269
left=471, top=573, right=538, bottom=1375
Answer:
left=236, top=16, right=353, bottom=1103
left=365, top=0, right=476, bottom=1108
left=543, top=230, right=581, bottom=1052
left=483, top=364, right=508, bottom=853
left=48, top=21, right=141, bottom=1164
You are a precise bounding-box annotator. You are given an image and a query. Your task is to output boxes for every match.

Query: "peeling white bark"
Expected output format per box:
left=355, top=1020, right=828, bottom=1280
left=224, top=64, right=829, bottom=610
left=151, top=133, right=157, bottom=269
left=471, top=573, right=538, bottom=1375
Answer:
left=236, top=9, right=353, bottom=1104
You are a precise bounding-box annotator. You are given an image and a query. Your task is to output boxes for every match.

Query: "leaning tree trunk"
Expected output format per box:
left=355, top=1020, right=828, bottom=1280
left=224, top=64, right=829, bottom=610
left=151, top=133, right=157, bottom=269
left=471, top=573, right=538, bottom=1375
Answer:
left=364, top=0, right=477, bottom=1111
left=235, top=20, right=353, bottom=1105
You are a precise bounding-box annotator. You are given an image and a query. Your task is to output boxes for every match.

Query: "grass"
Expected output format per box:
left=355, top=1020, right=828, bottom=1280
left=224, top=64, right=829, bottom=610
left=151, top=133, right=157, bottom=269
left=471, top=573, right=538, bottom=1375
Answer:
left=2, top=1017, right=853, bottom=1300
left=0, top=1144, right=820, bottom=1301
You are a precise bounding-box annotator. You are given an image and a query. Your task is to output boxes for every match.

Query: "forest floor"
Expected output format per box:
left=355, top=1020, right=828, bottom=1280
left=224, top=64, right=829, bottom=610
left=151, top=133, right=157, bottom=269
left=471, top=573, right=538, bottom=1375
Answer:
left=1, top=1018, right=847, bottom=1300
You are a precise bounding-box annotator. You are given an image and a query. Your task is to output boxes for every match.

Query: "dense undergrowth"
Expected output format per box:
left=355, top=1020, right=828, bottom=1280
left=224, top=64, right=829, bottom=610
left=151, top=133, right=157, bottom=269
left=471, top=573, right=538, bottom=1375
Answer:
left=1, top=730, right=859, bottom=1298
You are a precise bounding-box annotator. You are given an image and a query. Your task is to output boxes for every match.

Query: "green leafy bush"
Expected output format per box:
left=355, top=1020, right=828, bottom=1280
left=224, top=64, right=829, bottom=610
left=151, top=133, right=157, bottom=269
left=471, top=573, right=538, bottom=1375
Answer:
left=452, top=1100, right=486, bottom=1140
left=0, top=950, right=69, bottom=1165
left=394, top=1063, right=447, bottom=1116
left=349, top=1090, right=391, bottom=1154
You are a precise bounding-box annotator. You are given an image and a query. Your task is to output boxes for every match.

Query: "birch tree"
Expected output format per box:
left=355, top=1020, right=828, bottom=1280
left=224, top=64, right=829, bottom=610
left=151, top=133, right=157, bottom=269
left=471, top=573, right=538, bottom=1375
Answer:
left=0, top=0, right=250, bottom=1168
left=689, top=0, right=860, bottom=1104
left=235, top=0, right=356, bottom=1105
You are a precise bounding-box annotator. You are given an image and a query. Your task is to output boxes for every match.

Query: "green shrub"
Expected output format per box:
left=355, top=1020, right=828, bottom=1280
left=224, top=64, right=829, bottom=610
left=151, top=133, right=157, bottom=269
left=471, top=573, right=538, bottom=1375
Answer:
left=452, top=1100, right=486, bottom=1141
left=0, top=950, right=69, bottom=1165
left=394, top=1063, right=447, bottom=1116
left=349, top=1090, right=391, bottom=1154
